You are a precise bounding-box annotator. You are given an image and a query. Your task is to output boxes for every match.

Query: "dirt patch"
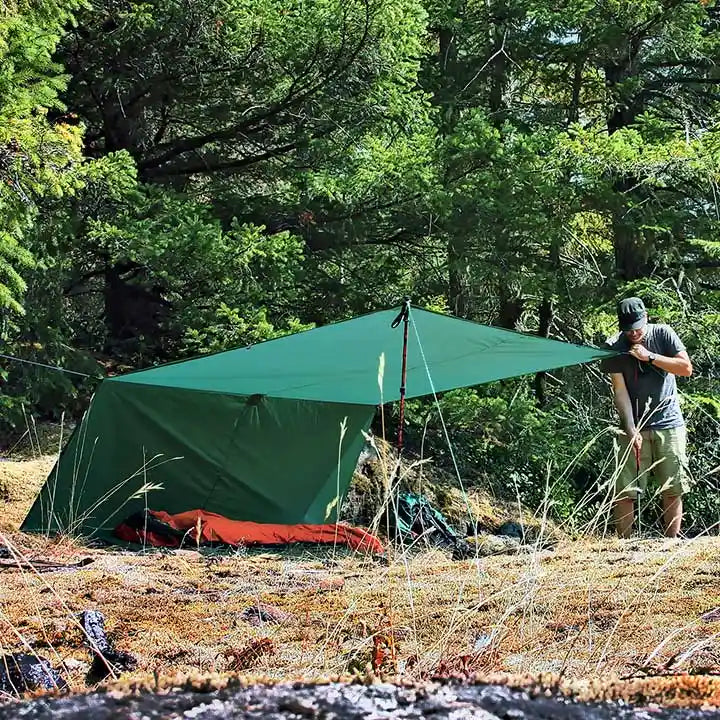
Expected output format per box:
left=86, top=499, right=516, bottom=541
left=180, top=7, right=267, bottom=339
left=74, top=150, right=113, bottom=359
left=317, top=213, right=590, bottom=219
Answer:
left=0, top=457, right=55, bottom=530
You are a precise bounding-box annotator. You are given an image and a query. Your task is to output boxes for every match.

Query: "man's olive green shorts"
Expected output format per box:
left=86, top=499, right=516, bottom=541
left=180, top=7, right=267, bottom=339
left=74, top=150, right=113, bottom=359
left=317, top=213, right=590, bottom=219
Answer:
left=615, top=426, right=691, bottom=500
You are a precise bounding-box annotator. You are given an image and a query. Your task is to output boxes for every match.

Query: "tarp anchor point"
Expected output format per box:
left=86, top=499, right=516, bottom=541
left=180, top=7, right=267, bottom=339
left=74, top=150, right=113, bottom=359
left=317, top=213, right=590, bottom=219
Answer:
left=390, top=296, right=411, bottom=329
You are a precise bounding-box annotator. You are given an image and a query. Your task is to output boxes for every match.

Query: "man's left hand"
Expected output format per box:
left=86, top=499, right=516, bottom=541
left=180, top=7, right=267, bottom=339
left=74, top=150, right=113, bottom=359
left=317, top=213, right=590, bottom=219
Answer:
left=629, top=344, right=651, bottom=362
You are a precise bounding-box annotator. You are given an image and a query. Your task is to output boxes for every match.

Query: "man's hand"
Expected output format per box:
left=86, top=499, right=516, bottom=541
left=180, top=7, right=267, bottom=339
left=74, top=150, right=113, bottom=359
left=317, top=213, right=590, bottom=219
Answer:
left=629, top=344, right=651, bottom=362
left=631, top=430, right=642, bottom=453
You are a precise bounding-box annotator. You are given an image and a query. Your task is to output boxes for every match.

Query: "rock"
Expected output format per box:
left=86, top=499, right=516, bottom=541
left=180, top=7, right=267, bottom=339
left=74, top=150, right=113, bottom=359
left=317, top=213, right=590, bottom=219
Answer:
left=497, top=522, right=525, bottom=540
left=469, top=534, right=523, bottom=556
left=61, top=659, right=90, bottom=674
left=701, top=608, right=720, bottom=623
left=241, top=604, right=291, bottom=626
left=319, top=576, right=345, bottom=591
left=1, top=681, right=720, bottom=719
left=0, top=653, right=67, bottom=695
left=79, top=610, right=137, bottom=681
left=473, top=634, right=494, bottom=653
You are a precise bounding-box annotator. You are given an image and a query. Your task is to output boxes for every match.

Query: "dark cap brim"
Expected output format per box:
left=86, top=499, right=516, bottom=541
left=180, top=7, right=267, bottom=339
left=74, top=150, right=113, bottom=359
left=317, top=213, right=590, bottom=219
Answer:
left=619, top=316, right=647, bottom=331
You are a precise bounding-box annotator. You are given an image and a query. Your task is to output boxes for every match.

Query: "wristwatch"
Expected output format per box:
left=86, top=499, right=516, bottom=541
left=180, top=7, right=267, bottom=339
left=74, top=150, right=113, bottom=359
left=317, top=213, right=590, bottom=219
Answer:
left=648, top=353, right=656, bottom=365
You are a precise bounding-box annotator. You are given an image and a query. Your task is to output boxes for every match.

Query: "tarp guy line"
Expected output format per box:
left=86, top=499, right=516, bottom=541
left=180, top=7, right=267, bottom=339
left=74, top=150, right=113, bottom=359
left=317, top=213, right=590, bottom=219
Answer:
left=409, top=306, right=490, bottom=570
left=0, top=353, right=101, bottom=379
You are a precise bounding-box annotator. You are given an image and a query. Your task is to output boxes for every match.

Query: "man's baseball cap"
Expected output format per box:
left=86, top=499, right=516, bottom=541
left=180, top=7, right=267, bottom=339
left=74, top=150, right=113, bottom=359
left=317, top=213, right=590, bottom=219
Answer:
left=617, top=297, right=647, bottom=331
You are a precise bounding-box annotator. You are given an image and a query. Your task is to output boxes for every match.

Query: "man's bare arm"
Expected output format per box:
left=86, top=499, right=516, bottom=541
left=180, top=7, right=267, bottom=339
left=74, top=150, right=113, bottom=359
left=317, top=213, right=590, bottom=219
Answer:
left=628, top=347, right=692, bottom=377
left=610, top=373, right=637, bottom=438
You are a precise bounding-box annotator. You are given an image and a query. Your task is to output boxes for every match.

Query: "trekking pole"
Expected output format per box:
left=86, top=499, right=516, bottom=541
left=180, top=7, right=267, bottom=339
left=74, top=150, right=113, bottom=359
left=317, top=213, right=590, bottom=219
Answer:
left=634, top=443, right=641, bottom=536
left=389, top=297, right=411, bottom=544
left=391, top=297, right=411, bottom=456
left=634, top=371, right=640, bottom=537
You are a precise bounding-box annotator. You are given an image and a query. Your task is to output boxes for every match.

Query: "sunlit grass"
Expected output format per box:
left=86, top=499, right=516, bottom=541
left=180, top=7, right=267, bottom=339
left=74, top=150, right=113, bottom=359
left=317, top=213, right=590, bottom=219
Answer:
left=2, top=401, right=720, bottom=707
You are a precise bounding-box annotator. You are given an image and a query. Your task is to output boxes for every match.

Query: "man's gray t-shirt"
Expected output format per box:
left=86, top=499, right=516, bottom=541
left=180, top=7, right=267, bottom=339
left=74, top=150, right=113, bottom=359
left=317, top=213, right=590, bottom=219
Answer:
left=600, top=324, right=686, bottom=430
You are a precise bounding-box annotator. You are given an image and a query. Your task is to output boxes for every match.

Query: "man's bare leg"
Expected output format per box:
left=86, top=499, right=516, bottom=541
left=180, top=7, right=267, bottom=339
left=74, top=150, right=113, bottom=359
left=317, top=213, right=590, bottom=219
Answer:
left=662, top=493, right=683, bottom=538
left=614, top=498, right=635, bottom=538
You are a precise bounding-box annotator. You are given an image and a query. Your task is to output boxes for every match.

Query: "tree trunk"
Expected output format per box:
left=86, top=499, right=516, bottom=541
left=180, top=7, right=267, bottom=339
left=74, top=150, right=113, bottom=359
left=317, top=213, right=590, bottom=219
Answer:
left=534, top=296, right=553, bottom=406
left=103, top=263, right=170, bottom=356
left=568, top=55, right=585, bottom=125
left=604, top=43, right=647, bottom=281
left=448, top=236, right=471, bottom=317
left=488, top=14, right=507, bottom=121
left=436, top=25, right=472, bottom=317
left=611, top=175, right=651, bottom=280
left=496, top=286, right=524, bottom=329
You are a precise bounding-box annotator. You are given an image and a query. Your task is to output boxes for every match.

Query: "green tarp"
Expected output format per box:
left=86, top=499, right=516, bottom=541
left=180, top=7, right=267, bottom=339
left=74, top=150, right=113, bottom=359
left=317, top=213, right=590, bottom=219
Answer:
left=111, top=307, right=612, bottom=403
left=22, top=306, right=614, bottom=540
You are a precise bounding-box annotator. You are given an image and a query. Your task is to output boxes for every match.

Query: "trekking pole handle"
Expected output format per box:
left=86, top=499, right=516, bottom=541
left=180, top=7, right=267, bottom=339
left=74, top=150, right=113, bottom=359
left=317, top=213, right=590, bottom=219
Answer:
left=391, top=297, right=411, bottom=328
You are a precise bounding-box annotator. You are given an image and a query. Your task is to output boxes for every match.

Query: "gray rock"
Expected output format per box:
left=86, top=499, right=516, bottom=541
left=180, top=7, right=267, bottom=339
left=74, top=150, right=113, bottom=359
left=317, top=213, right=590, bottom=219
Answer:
left=2, top=681, right=720, bottom=719
left=0, top=654, right=66, bottom=695
left=497, top=522, right=525, bottom=540
left=472, top=534, right=523, bottom=556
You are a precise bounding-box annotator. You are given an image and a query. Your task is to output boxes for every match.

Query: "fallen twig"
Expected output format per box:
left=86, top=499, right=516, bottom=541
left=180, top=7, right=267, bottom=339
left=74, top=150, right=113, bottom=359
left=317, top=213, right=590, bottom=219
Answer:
left=0, top=557, right=94, bottom=573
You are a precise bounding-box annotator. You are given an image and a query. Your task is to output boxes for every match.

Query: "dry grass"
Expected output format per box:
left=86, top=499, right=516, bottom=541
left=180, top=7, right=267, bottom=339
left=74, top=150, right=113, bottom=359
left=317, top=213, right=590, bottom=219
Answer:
left=0, top=421, right=63, bottom=530
left=0, top=457, right=54, bottom=530
left=3, top=448, right=720, bottom=707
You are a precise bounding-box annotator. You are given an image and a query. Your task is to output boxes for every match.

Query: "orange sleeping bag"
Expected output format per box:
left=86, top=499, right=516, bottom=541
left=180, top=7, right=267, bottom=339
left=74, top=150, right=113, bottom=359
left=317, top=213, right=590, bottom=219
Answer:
left=115, top=509, right=384, bottom=555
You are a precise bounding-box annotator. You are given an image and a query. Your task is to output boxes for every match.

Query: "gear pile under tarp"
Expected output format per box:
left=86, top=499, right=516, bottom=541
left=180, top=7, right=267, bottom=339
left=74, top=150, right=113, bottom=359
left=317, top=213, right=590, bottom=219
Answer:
left=392, top=491, right=472, bottom=558
left=115, top=509, right=385, bottom=554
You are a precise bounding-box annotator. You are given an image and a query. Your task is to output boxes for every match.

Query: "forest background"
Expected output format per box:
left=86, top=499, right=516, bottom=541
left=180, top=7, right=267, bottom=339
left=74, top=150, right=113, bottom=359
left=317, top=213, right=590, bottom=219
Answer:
left=2, top=0, right=720, bottom=531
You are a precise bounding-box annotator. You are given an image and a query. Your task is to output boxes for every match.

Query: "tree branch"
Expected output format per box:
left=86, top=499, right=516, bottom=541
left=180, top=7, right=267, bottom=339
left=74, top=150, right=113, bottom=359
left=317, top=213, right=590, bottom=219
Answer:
left=143, top=129, right=332, bottom=178
left=137, top=0, right=374, bottom=173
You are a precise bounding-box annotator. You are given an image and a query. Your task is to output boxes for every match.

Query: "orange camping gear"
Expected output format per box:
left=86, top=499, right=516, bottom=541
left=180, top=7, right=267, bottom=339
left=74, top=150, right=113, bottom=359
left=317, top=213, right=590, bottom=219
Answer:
left=114, top=509, right=384, bottom=555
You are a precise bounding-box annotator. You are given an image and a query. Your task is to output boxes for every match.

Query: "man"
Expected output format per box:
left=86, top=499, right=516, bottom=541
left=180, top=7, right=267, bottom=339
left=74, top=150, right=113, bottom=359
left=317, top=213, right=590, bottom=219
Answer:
left=601, top=297, right=693, bottom=538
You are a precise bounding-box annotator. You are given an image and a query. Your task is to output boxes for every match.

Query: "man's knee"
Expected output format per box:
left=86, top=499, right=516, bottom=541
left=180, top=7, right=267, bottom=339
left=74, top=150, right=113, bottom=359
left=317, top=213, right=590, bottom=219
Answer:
left=657, top=465, right=690, bottom=497
left=615, top=488, right=640, bottom=502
